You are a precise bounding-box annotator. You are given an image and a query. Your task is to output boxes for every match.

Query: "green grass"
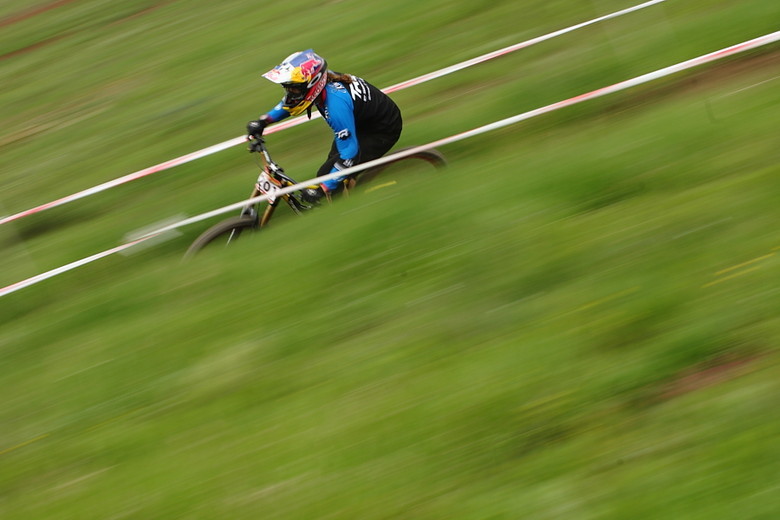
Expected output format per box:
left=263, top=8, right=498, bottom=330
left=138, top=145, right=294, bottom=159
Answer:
left=2, top=0, right=780, bottom=518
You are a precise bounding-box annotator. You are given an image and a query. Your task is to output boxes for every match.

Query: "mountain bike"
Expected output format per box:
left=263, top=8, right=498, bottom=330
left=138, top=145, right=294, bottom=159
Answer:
left=185, top=137, right=446, bottom=257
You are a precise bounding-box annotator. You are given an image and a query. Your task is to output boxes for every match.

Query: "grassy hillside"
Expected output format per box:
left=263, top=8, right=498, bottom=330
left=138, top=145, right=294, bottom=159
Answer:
left=1, top=0, right=779, bottom=518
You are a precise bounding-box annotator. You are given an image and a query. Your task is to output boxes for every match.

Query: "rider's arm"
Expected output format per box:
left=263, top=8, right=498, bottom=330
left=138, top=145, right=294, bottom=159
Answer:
left=325, top=90, right=359, bottom=172
left=247, top=100, right=291, bottom=137
left=264, top=100, right=292, bottom=123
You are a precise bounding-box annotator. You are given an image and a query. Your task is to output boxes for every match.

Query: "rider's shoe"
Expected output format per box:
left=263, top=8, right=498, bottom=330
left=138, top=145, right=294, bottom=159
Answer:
left=302, top=185, right=326, bottom=204
left=301, top=182, right=344, bottom=204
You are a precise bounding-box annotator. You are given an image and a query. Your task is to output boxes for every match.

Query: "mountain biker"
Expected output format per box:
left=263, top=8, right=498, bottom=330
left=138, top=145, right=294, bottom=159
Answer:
left=245, top=49, right=403, bottom=203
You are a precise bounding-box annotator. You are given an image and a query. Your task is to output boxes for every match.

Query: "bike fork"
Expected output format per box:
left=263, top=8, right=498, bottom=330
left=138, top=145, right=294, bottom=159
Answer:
left=259, top=202, right=277, bottom=228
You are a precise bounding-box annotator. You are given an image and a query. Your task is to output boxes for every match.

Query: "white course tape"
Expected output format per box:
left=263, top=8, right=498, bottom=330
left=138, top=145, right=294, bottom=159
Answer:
left=1, top=29, right=778, bottom=298
left=381, top=0, right=668, bottom=94
left=0, top=236, right=157, bottom=298
left=141, top=30, right=780, bottom=238
left=0, top=0, right=667, bottom=226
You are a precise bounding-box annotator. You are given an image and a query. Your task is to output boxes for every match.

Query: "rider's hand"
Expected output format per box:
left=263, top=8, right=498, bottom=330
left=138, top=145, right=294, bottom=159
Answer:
left=246, top=117, right=268, bottom=138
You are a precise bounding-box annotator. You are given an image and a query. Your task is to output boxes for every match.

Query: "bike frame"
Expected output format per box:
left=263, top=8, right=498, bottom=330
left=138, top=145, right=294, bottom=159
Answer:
left=185, top=137, right=446, bottom=257
left=244, top=137, right=312, bottom=228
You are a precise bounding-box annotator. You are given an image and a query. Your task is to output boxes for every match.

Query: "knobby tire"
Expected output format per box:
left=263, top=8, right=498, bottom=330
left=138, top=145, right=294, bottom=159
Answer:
left=185, top=216, right=257, bottom=258
left=356, top=147, right=447, bottom=185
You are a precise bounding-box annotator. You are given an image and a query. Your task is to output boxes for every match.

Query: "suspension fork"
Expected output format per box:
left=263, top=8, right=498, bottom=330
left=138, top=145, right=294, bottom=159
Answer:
left=259, top=200, right=278, bottom=227
left=244, top=182, right=278, bottom=228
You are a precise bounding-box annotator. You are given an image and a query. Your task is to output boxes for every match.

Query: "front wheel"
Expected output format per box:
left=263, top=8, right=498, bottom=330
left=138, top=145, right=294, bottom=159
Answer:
left=185, top=216, right=257, bottom=258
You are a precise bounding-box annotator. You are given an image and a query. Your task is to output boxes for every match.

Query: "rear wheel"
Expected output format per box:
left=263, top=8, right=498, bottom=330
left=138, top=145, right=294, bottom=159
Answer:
left=185, top=216, right=257, bottom=258
left=356, top=147, right=446, bottom=186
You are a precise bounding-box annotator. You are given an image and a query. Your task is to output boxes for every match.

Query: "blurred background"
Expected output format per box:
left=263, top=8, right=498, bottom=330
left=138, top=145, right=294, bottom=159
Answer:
left=1, top=0, right=779, bottom=517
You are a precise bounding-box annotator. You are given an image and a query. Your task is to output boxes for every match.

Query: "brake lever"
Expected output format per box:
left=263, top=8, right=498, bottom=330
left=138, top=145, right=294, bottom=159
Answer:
left=247, top=137, right=265, bottom=153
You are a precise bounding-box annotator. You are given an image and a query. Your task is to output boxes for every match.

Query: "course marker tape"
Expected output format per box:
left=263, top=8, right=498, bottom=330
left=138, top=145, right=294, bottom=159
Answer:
left=0, top=235, right=158, bottom=297
left=140, top=30, right=780, bottom=238
left=1, top=29, right=778, bottom=298
left=0, top=0, right=666, bottom=226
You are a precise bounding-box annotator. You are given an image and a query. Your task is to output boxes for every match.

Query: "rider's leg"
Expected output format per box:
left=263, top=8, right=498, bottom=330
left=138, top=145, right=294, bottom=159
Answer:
left=304, top=126, right=402, bottom=202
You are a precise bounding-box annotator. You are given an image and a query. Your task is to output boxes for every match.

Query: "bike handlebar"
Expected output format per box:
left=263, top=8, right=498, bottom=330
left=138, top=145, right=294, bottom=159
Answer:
left=247, top=136, right=295, bottom=184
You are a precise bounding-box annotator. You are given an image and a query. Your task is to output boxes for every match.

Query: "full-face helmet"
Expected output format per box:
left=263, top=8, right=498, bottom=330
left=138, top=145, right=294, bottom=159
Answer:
left=262, top=50, right=328, bottom=117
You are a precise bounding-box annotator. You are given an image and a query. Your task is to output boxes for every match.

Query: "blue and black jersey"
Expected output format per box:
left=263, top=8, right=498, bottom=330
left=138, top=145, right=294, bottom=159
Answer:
left=263, top=75, right=402, bottom=187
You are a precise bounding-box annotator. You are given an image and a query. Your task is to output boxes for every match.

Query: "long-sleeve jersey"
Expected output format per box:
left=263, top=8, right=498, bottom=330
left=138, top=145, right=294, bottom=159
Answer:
left=263, top=75, right=402, bottom=173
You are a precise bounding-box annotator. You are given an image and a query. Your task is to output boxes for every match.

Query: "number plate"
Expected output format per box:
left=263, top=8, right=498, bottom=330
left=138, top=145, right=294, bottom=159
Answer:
left=256, top=171, right=280, bottom=204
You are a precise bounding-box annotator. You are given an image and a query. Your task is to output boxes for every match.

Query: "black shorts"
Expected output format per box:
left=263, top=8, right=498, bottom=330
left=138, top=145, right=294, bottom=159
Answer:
left=316, top=122, right=403, bottom=178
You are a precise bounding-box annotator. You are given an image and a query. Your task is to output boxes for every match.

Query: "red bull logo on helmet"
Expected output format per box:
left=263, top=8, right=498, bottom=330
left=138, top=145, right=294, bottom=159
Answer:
left=298, top=57, right=321, bottom=80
